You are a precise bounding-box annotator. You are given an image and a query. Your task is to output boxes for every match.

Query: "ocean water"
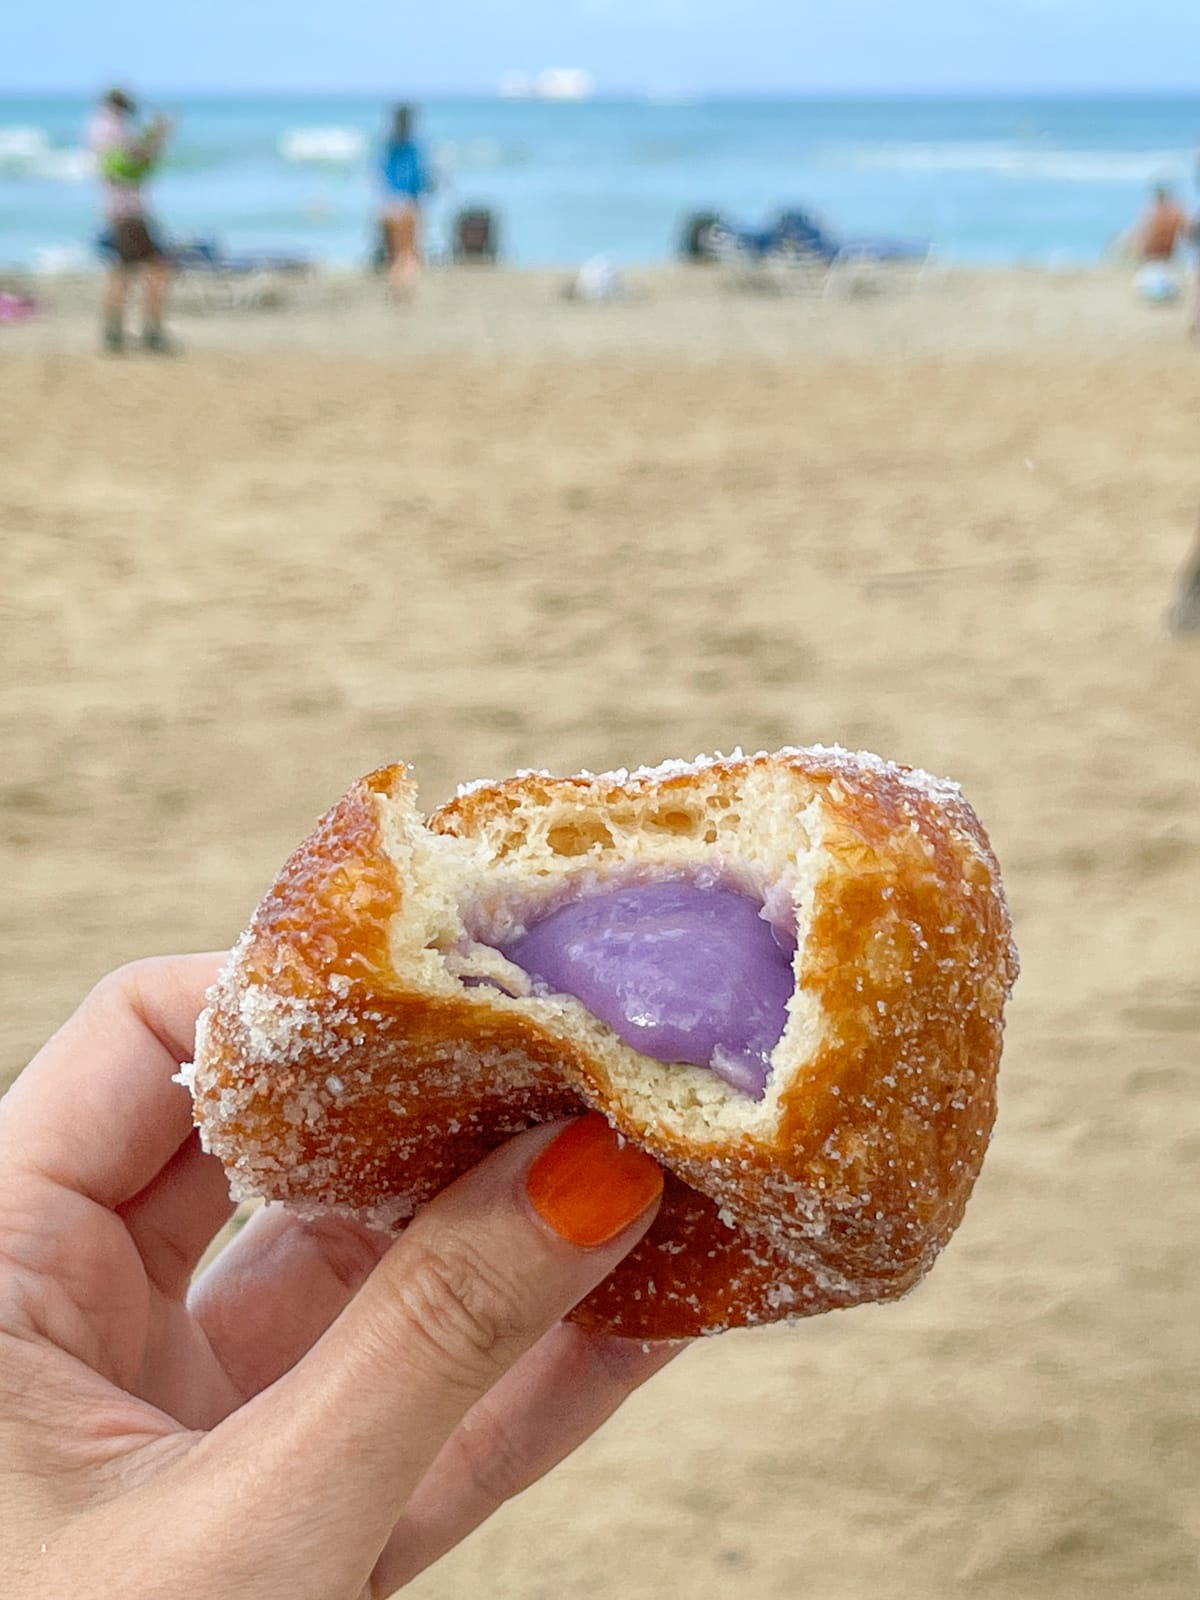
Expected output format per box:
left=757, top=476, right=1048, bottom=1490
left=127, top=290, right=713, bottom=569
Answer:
left=1, top=92, right=1198, bottom=272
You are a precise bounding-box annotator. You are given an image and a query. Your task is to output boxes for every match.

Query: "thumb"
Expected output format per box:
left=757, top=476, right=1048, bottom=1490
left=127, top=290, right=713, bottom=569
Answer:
left=201, top=1116, right=662, bottom=1566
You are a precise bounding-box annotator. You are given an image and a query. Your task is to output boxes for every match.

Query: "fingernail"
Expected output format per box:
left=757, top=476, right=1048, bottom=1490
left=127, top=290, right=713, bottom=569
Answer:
left=525, top=1115, right=663, bottom=1248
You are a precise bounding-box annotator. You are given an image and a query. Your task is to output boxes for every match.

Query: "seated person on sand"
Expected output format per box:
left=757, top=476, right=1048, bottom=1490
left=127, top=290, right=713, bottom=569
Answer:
left=1128, top=185, right=1192, bottom=304
left=1135, top=184, right=1190, bottom=264
left=88, top=87, right=176, bottom=354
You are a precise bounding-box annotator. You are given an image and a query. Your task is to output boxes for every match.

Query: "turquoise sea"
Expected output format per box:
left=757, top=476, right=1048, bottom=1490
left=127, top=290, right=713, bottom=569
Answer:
left=1, top=92, right=1198, bottom=271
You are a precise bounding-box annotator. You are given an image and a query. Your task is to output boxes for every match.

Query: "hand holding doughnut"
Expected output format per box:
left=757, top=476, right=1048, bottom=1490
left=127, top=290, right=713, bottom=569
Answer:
left=0, top=956, right=675, bottom=1599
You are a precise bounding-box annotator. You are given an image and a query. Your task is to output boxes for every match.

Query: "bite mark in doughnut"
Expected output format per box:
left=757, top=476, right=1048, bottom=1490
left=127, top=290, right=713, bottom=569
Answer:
left=186, top=746, right=1018, bottom=1340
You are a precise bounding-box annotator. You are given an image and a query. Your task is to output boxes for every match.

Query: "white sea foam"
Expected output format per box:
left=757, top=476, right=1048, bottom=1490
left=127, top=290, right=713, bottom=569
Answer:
left=433, top=138, right=509, bottom=172
left=0, top=124, right=48, bottom=162
left=279, top=126, right=366, bottom=164
left=833, top=141, right=1193, bottom=185
left=0, top=125, right=94, bottom=182
left=36, top=148, right=94, bottom=182
left=32, top=242, right=93, bottom=274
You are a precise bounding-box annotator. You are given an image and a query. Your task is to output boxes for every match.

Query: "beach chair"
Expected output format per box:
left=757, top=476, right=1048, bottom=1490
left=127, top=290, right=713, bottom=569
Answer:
left=678, top=211, right=724, bottom=263
left=451, top=209, right=500, bottom=264
left=821, top=233, right=933, bottom=297
left=713, top=209, right=930, bottom=296
left=95, top=231, right=315, bottom=311
left=710, top=211, right=830, bottom=295
left=168, top=239, right=315, bottom=312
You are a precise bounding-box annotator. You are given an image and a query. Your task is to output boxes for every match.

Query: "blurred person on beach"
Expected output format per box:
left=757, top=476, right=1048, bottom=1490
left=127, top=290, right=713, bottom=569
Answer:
left=88, top=87, right=176, bottom=354
left=1168, top=523, right=1200, bottom=633
left=1126, top=184, right=1192, bottom=308
left=0, top=955, right=677, bottom=1598
left=1134, top=184, right=1189, bottom=264
left=380, top=103, right=433, bottom=298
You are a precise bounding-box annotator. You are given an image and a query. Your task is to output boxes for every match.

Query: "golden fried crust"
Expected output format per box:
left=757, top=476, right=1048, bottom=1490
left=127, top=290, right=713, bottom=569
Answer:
left=191, top=751, right=1016, bottom=1339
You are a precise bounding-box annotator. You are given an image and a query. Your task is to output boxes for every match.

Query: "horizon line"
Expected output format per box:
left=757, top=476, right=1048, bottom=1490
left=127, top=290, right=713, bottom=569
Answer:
left=4, top=83, right=1200, bottom=100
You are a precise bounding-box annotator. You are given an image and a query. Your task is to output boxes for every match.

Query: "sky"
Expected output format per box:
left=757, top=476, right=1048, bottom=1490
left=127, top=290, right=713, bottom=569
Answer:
left=5, top=0, right=1200, bottom=95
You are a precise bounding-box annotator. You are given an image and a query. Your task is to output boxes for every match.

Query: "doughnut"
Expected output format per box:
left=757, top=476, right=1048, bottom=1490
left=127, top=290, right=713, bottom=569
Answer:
left=187, top=747, right=1017, bottom=1340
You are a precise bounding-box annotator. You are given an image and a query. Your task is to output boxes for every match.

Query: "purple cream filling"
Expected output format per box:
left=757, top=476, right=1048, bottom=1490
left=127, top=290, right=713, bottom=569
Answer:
left=495, top=879, right=795, bottom=1100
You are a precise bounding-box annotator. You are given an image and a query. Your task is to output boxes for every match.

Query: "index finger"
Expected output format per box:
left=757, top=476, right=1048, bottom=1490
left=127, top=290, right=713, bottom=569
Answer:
left=0, top=953, right=224, bottom=1208
left=197, top=1118, right=663, bottom=1563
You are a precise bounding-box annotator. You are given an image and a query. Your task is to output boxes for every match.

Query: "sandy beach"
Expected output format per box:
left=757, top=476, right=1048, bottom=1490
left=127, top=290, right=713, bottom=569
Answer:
left=6, top=257, right=1200, bottom=360
left=2, top=264, right=1198, bottom=1598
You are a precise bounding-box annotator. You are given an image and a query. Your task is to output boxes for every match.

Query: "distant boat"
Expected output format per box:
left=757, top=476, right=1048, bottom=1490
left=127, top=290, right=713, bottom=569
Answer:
left=279, top=126, right=366, bottom=164
left=498, top=68, right=595, bottom=102
left=535, top=68, right=594, bottom=101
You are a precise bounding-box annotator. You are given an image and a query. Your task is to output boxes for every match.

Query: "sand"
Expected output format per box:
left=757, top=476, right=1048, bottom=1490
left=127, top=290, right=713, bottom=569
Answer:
left=1, top=265, right=1198, bottom=1597
left=7, top=258, right=1200, bottom=361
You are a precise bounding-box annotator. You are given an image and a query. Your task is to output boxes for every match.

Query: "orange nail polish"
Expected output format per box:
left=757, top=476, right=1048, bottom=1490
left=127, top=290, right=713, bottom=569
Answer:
left=526, top=1115, right=664, bottom=1248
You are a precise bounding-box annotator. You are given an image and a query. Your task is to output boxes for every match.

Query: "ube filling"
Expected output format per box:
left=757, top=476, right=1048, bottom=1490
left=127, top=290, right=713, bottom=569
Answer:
left=494, top=879, right=796, bottom=1099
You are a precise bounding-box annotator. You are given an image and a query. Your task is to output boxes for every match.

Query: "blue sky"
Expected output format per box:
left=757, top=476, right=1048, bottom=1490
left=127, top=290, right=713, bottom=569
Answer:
left=5, top=0, right=1200, bottom=94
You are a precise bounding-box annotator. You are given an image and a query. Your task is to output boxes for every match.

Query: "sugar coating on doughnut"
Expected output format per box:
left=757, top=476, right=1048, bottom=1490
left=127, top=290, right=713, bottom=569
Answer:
left=455, top=744, right=966, bottom=809
left=187, top=747, right=1018, bottom=1338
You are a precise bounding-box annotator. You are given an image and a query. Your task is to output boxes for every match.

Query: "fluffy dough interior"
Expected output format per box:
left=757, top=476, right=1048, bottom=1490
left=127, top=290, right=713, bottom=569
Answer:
left=374, top=762, right=831, bottom=1143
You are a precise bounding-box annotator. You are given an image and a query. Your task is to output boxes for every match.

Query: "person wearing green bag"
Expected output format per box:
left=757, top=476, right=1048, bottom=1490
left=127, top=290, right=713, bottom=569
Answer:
left=88, top=88, right=176, bottom=354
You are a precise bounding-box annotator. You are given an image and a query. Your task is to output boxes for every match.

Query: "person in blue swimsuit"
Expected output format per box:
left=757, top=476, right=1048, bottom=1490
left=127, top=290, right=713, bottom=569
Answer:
left=380, top=103, right=432, bottom=296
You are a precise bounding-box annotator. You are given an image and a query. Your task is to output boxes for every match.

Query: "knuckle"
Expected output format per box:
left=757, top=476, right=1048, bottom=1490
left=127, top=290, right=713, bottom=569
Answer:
left=82, top=964, right=134, bottom=1016
left=85, top=959, right=168, bottom=1031
left=394, top=1238, right=528, bottom=1394
left=449, top=1402, right=538, bottom=1510
left=302, top=1216, right=391, bottom=1296
left=95, top=955, right=164, bottom=1002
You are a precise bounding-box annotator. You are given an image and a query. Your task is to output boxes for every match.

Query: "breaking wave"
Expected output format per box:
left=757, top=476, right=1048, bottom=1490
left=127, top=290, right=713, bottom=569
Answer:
left=278, top=126, right=367, bottom=164
left=0, top=125, right=94, bottom=182
left=833, top=141, right=1193, bottom=184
